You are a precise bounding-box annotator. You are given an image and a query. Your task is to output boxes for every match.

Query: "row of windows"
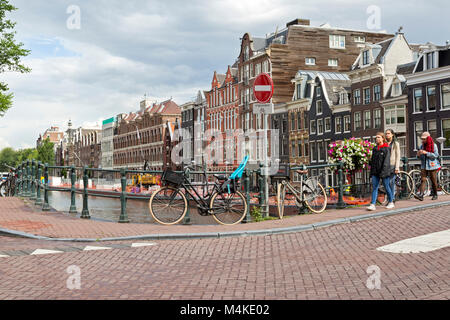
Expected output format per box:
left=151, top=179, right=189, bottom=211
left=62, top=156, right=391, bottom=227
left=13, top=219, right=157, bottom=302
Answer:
left=290, top=138, right=309, bottom=158
left=113, top=147, right=163, bottom=165
left=240, top=60, right=270, bottom=83
left=310, top=115, right=352, bottom=135
left=353, top=84, right=381, bottom=105
left=114, top=129, right=162, bottom=149
left=414, top=119, right=450, bottom=150
left=304, top=57, right=339, bottom=67
left=413, top=83, right=450, bottom=113
left=209, top=84, right=237, bottom=108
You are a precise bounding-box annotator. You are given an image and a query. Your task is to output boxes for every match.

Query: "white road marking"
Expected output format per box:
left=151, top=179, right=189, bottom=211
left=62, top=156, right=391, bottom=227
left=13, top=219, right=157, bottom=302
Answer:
left=131, top=243, right=156, bottom=248
left=0, top=254, right=9, bottom=258
left=83, top=246, right=112, bottom=251
left=31, top=249, right=63, bottom=255
left=376, top=229, right=450, bottom=253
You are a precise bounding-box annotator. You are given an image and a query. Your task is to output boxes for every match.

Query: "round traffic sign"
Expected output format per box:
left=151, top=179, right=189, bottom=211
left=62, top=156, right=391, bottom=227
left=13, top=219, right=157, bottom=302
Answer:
left=253, top=73, right=274, bottom=103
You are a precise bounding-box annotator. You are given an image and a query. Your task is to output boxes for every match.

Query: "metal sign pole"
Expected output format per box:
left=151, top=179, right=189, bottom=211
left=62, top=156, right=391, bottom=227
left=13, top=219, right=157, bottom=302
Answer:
left=264, top=110, right=269, bottom=218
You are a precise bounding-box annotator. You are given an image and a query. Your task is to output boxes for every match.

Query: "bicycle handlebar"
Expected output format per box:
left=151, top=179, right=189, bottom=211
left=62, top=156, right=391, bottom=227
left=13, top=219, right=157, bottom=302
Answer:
left=2, top=164, right=16, bottom=171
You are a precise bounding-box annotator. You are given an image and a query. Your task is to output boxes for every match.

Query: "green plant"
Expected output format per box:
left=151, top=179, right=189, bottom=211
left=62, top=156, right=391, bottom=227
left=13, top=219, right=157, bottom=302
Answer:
left=250, top=206, right=264, bottom=222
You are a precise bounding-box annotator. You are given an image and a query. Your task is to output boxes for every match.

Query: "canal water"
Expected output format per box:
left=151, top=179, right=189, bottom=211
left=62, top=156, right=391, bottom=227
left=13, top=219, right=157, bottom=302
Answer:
left=47, top=191, right=217, bottom=225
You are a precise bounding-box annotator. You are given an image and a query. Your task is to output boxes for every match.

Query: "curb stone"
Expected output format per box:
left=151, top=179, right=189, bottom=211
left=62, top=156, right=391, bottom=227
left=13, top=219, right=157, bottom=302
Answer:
left=0, top=201, right=449, bottom=242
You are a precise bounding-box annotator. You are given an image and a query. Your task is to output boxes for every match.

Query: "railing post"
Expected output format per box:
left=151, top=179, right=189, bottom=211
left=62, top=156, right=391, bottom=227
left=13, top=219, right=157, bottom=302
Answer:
left=24, top=160, right=30, bottom=197
left=182, top=167, right=192, bottom=225
left=400, top=157, right=409, bottom=200
left=42, top=163, right=50, bottom=211
left=35, top=161, right=43, bottom=206
left=81, top=166, right=90, bottom=219
left=298, top=164, right=309, bottom=214
left=30, top=160, right=37, bottom=200
left=258, top=163, right=264, bottom=209
left=242, top=168, right=252, bottom=223
left=16, top=164, right=22, bottom=197
left=336, top=162, right=346, bottom=209
left=69, top=165, right=77, bottom=213
left=118, top=168, right=129, bottom=223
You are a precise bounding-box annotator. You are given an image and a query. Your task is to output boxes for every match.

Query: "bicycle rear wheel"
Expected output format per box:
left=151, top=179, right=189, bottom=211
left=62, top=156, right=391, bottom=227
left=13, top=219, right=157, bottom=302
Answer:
left=303, top=178, right=327, bottom=213
left=149, top=186, right=187, bottom=225
left=210, top=190, right=247, bottom=225
left=0, top=182, right=6, bottom=197
left=438, top=167, right=450, bottom=195
left=409, top=169, right=430, bottom=196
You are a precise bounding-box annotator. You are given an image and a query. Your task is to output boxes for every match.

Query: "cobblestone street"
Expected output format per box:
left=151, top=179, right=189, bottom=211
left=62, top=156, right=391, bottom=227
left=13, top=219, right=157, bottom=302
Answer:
left=0, top=203, right=448, bottom=300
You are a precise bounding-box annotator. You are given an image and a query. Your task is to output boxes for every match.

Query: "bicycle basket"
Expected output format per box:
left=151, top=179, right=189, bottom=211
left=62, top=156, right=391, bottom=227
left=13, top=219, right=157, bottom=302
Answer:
left=161, top=170, right=184, bottom=186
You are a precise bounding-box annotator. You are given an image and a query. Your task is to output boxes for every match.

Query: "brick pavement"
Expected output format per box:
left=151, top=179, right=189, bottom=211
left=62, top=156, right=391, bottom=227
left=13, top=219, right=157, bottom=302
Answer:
left=0, top=206, right=448, bottom=300
left=0, top=195, right=450, bottom=240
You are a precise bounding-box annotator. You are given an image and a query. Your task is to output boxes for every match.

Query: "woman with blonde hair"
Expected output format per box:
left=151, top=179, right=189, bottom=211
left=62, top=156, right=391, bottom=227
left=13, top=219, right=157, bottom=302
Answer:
left=367, top=132, right=395, bottom=211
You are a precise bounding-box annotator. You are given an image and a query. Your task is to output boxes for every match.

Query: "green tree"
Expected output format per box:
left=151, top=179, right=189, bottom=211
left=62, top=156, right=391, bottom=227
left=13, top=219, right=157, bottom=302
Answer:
left=0, top=146, right=18, bottom=171
left=16, top=147, right=38, bottom=165
left=0, top=0, right=31, bottom=116
left=36, top=137, right=54, bottom=165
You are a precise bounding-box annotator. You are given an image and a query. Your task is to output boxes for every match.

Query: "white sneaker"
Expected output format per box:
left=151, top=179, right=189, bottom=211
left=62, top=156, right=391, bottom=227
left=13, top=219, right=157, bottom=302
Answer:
left=386, top=202, right=395, bottom=209
left=367, top=204, right=376, bottom=211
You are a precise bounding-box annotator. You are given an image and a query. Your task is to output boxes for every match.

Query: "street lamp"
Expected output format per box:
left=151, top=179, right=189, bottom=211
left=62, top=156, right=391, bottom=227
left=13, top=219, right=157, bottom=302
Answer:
left=437, top=136, right=446, bottom=161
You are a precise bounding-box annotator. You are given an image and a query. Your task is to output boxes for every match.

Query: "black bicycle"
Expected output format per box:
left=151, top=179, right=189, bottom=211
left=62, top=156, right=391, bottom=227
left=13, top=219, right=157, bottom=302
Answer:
left=148, top=157, right=249, bottom=225
left=0, top=164, right=18, bottom=197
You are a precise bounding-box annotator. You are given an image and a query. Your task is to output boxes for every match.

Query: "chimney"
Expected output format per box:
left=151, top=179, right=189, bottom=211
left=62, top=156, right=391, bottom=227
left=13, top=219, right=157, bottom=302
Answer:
left=286, top=18, right=310, bottom=28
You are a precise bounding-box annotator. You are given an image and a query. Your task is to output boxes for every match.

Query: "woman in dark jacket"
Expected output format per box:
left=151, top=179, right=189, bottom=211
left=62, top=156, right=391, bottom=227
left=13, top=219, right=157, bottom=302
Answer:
left=367, top=132, right=395, bottom=211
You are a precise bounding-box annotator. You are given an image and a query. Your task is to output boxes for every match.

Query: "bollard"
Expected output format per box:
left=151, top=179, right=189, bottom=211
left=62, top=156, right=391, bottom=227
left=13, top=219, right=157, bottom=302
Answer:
left=42, top=163, right=50, bottom=211
left=30, top=160, right=37, bottom=200
left=242, top=169, right=252, bottom=223
left=336, top=162, right=346, bottom=209
left=81, top=166, right=90, bottom=219
left=35, top=161, right=43, bottom=206
left=118, top=169, right=129, bottom=223
left=182, top=167, right=192, bottom=225
left=69, top=166, right=77, bottom=213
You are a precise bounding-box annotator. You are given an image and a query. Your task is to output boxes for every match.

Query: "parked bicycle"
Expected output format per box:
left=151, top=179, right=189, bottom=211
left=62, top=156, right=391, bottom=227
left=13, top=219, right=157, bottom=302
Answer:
left=409, top=166, right=450, bottom=196
left=148, top=156, right=249, bottom=225
left=0, top=164, right=18, bottom=197
left=378, top=170, right=415, bottom=205
left=276, top=167, right=327, bottom=219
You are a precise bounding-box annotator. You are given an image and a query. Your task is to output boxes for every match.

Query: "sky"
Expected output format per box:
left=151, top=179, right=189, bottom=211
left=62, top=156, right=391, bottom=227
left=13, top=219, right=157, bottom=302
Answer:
left=0, top=0, right=449, bottom=150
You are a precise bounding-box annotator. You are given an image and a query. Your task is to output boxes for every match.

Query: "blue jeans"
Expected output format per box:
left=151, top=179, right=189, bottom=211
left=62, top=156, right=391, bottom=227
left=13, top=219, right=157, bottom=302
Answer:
left=389, top=174, right=396, bottom=200
left=371, top=175, right=394, bottom=205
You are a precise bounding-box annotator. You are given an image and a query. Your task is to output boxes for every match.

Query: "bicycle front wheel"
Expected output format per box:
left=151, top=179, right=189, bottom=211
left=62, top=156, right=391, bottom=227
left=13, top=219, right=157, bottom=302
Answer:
left=276, top=182, right=286, bottom=219
left=303, top=178, right=327, bottom=213
left=210, top=190, right=247, bottom=225
left=149, top=186, right=187, bottom=225
left=0, top=182, right=6, bottom=197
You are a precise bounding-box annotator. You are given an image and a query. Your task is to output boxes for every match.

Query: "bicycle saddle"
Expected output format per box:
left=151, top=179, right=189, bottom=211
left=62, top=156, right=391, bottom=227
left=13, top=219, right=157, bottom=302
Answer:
left=296, top=169, right=308, bottom=174
left=214, top=174, right=227, bottom=181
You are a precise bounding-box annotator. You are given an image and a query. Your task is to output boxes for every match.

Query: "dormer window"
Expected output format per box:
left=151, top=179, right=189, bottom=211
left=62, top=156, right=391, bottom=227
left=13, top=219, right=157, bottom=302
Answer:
left=296, top=83, right=302, bottom=100
left=392, top=83, right=401, bottom=97
left=340, top=92, right=348, bottom=104
left=362, top=50, right=370, bottom=65
left=426, top=52, right=436, bottom=69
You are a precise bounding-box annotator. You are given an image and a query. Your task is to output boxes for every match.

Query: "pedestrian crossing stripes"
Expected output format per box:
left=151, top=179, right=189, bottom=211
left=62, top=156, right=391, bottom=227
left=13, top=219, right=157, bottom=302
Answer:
left=376, top=229, right=450, bottom=253
left=0, top=242, right=157, bottom=258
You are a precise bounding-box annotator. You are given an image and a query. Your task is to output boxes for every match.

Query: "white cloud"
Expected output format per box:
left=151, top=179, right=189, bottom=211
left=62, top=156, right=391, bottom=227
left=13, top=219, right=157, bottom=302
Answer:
left=1, top=0, right=449, bottom=150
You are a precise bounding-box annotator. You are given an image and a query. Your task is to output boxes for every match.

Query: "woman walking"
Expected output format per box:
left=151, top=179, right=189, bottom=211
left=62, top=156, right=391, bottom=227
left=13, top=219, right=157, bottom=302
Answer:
left=367, top=132, right=395, bottom=211
left=414, top=132, right=441, bottom=201
left=386, top=129, right=401, bottom=200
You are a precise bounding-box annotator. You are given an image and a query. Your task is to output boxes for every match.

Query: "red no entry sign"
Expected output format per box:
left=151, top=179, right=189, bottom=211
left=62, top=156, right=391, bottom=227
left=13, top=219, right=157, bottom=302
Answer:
left=253, top=73, right=274, bottom=103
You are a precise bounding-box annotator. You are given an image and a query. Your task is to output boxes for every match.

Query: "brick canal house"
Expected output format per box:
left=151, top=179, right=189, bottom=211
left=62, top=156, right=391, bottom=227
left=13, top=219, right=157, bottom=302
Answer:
left=307, top=71, right=352, bottom=188
left=204, top=66, right=240, bottom=172
left=113, top=99, right=181, bottom=171
left=72, top=126, right=102, bottom=169
left=406, top=45, right=450, bottom=162
left=348, top=31, right=415, bottom=145
left=237, top=18, right=394, bottom=170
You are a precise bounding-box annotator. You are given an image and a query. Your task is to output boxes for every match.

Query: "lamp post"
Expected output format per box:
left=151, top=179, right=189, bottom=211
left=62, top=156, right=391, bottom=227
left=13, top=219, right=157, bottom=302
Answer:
left=436, top=137, right=446, bottom=160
